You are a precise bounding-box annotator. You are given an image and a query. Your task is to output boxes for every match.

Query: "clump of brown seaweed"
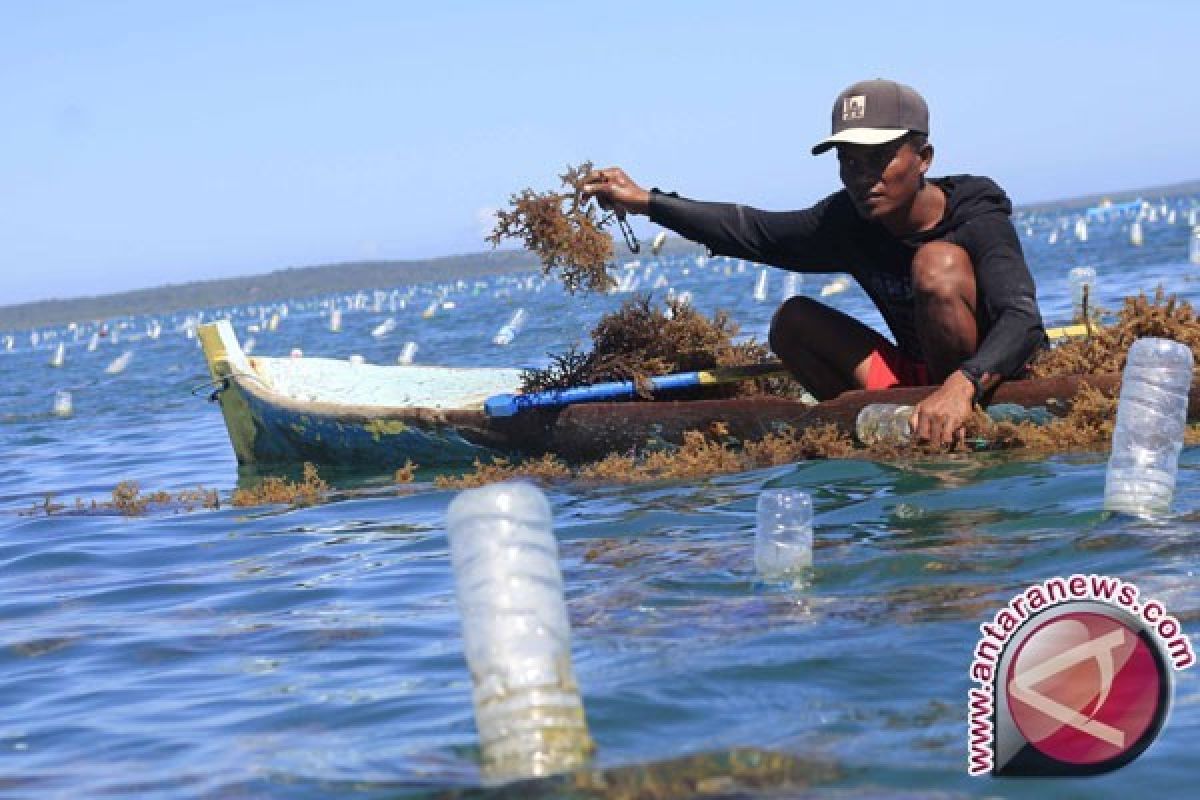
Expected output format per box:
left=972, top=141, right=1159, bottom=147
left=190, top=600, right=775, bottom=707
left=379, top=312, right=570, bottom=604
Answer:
left=520, top=294, right=796, bottom=399
left=22, top=482, right=221, bottom=517
left=433, top=454, right=571, bottom=490
left=430, top=423, right=858, bottom=489
left=487, top=161, right=619, bottom=294
left=231, top=463, right=328, bottom=507
left=1032, top=288, right=1200, bottom=378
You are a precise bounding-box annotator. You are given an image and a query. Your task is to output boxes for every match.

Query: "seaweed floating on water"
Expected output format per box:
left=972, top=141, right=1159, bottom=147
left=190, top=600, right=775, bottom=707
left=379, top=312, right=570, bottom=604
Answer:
left=487, top=161, right=618, bottom=294
left=231, top=463, right=328, bottom=507
left=21, top=483, right=221, bottom=517
left=393, top=460, right=417, bottom=484
left=433, top=454, right=571, bottom=490
left=435, top=423, right=857, bottom=489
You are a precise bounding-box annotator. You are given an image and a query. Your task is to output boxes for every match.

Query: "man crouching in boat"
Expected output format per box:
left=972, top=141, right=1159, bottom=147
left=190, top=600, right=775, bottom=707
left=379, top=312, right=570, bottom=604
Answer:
left=581, top=78, right=1046, bottom=446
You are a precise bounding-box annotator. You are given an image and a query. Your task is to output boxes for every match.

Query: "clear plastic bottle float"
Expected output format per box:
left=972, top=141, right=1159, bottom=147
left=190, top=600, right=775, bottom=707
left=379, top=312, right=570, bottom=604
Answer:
left=819, top=276, right=849, bottom=297
left=397, top=341, right=418, bottom=365
left=445, top=482, right=594, bottom=782
left=371, top=317, right=396, bottom=338
left=651, top=230, right=668, bottom=255
left=855, top=403, right=914, bottom=446
left=104, top=351, right=133, bottom=375
left=752, top=268, right=769, bottom=302
left=780, top=273, right=802, bottom=301
left=755, top=489, right=814, bottom=581
left=52, top=390, right=73, bottom=418
left=1104, top=337, right=1194, bottom=517
left=1067, top=266, right=1097, bottom=322
left=492, top=309, right=528, bottom=346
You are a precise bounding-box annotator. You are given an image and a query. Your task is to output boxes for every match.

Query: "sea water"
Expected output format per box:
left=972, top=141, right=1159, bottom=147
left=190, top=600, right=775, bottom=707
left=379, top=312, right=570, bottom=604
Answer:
left=0, top=194, right=1199, bottom=796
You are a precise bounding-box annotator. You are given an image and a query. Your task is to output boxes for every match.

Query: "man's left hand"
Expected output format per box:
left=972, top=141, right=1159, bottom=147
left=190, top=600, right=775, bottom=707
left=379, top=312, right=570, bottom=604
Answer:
left=910, top=371, right=976, bottom=446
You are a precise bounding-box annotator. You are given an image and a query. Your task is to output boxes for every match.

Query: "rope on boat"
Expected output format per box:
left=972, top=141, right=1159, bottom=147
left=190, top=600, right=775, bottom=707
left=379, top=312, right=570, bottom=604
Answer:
left=190, top=371, right=267, bottom=403
left=190, top=377, right=229, bottom=403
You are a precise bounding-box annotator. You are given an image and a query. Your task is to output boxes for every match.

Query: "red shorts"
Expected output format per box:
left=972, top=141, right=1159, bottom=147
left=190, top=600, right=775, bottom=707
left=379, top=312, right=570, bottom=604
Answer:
left=864, top=342, right=930, bottom=390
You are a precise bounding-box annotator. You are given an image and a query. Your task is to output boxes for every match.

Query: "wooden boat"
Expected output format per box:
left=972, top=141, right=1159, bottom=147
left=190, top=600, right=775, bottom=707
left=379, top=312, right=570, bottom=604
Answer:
left=198, top=320, right=1200, bottom=469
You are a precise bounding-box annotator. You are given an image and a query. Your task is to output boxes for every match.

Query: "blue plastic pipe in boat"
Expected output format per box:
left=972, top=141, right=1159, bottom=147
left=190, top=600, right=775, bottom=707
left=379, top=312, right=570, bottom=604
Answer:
left=484, top=362, right=786, bottom=418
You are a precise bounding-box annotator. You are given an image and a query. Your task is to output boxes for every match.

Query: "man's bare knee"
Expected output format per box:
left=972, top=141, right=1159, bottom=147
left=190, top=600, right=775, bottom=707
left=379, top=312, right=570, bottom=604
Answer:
left=769, top=295, right=820, bottom=350
left=912, top=242, right=973, bottom=297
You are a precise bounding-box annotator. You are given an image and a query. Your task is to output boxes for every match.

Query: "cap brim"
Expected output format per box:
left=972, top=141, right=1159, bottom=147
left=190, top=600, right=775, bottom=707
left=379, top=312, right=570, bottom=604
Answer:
left=811, top=127, right=909, bottom=155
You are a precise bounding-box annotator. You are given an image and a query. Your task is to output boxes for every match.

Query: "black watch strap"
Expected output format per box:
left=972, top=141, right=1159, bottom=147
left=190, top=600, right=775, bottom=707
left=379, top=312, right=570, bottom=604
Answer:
left=960, top=368, right=985, bottom=406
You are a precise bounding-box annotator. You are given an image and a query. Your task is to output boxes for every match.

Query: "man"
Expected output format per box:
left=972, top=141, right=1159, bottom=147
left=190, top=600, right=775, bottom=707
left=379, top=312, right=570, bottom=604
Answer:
left=581, top=78, right=1046, bottom=446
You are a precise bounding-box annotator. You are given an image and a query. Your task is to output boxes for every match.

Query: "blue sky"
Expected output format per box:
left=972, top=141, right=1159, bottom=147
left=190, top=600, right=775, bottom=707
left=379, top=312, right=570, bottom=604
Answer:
left=2, top=1, right=1198, bottom=305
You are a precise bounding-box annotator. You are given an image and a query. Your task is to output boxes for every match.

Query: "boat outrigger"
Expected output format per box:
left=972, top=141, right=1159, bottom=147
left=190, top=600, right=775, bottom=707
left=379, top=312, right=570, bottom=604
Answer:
left=198, top=320, right=1200, bottom=469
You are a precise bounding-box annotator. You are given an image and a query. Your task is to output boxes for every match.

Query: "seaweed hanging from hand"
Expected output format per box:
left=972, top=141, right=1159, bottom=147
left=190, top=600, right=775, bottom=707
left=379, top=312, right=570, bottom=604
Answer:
left=487, top=162, right=619, bottom=294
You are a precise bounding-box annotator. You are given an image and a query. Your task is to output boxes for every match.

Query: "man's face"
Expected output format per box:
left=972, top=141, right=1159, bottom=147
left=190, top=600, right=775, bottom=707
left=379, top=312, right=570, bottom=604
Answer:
left=836, top=137, right=926, bottom=220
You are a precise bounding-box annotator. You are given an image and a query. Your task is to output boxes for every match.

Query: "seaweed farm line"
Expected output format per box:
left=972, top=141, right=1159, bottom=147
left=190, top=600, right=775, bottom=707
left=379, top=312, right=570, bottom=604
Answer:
left=1, top=191, right=1200, bottom=797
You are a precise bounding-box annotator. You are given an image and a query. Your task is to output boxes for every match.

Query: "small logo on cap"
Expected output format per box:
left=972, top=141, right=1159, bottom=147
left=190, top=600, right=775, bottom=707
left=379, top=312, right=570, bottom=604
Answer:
left=842, top=95, right=866, bottom=121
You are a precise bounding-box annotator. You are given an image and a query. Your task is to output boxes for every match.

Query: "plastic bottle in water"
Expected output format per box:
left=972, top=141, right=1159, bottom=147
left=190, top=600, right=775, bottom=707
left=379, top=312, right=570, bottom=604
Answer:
left=397, top=341, right=418, bottom=365
left=855, top=403, right=914, bottom=446
left=752, top=268, right=769, bottom=302
left=780, top=272, right=802, bottom=301
left=446, top=482, right=593, bottom=782
left=1129, top=220, right=1144, bottom=246
left=371, top=317, right=396, bottom=338
left=755, top=489, right=813, bottom=580
left=52, top=390, right=73, bottom=417
left=1104, top=338, right=1194, bottom=517
left=1068, top=266, right=1097, bottom=322
left=492, top=308, right=528, bottom=346
left=1190, top=225, right=1200, bottom=266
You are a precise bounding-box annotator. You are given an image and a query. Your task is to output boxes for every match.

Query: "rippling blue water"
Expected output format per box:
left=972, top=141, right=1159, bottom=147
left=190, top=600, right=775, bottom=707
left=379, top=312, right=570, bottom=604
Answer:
left=1, top=196, right=1199, bottom=797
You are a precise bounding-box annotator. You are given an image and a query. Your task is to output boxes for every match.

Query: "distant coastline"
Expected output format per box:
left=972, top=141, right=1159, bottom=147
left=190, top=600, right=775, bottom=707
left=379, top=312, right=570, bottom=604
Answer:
left=4, top=178, right=1197, bottom=332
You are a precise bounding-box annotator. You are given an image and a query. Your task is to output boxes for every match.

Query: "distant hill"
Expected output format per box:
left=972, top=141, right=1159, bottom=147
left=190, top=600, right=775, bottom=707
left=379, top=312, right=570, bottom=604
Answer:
left=0, top=238, right=705, bottom=331
left=3, top=177, right=1196, bottom=331
left=1017, top=178, right=1200, bottom=214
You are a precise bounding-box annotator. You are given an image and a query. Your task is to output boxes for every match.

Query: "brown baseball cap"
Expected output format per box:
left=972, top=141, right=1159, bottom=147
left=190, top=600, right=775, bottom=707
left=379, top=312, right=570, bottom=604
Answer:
left=811, top=79, right=929, bottom=155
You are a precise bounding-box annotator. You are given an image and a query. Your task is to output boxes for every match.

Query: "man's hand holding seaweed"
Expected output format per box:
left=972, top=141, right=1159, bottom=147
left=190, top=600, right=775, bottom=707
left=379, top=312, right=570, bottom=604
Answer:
left=581, top=167, right=651, bottom=217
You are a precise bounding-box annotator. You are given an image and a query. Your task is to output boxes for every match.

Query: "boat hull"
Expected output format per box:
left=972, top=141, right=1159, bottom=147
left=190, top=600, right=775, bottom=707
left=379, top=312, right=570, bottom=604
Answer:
left=199, top=322, right=1200, bottom=469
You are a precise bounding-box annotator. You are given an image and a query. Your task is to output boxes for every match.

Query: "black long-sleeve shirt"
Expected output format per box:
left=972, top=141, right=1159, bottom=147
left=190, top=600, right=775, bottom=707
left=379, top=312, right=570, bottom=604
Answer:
left=648, top=175, right=1046, bottom=382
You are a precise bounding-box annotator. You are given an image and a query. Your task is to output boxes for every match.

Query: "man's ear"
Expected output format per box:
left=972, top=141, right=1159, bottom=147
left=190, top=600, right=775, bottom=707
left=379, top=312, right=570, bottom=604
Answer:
left=919, top=142, right=935, bottom=176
